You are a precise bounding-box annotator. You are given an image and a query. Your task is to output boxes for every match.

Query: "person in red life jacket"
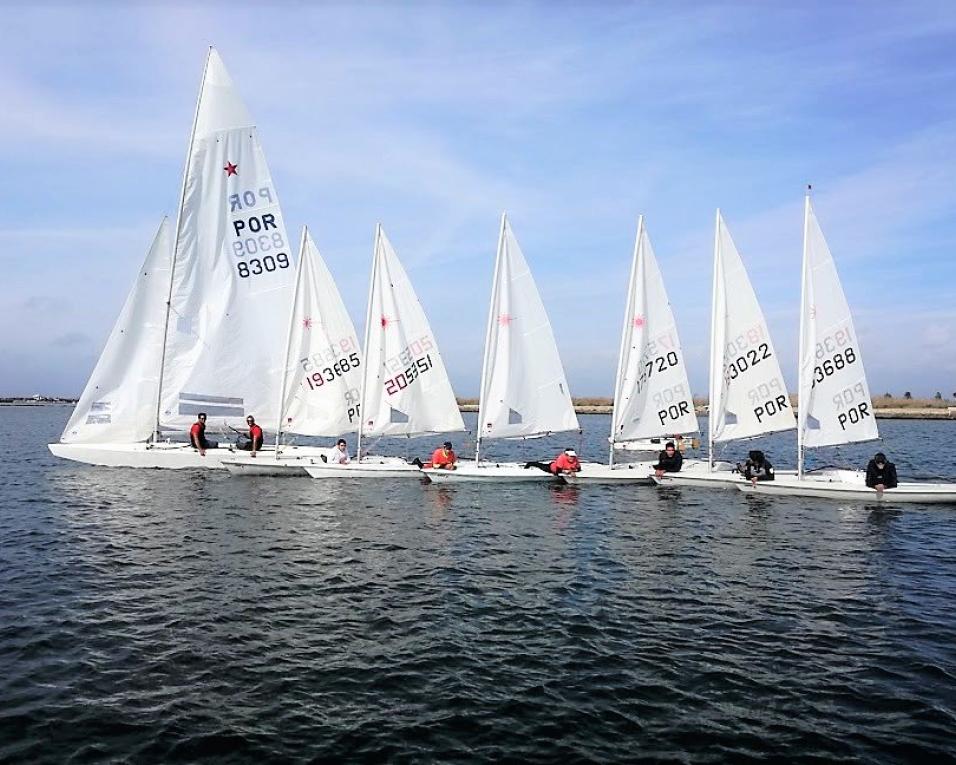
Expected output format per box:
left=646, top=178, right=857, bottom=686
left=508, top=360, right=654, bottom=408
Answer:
left=241, top=415, right=264, bottom=457
left=550, top=448, right=581, bottom=475
left=431, top=441, right=457, bottom=470
left=189, top=412, right=214, bottom=456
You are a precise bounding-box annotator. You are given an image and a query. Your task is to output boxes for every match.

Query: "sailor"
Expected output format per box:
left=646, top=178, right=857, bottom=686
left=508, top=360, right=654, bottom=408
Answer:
left=241, top=415, right=264, bottom=457
left=322, top=438, right=351, bottom=465
left=739, top=450, right=774, bottom=485
left=549, top=448, right=582, bottom=475
left=865, top=451, right=898, bottom=492
left=524, top=448, right=581, bottom=475
left=189, top=412, right=217, bottom=456
left=430, top=441, right=457, bottom=470
left=653, top=441, right=683, bottom=478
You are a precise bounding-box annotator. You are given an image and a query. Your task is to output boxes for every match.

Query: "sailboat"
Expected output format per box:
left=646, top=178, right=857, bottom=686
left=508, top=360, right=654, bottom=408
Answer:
left=50, top=48, right=317, bottom=468
left=570, top=216, right=709, bottom=484
left=740, top=191, right=956, bottom=503
left=655, top=210, right=794, bottom=488
left=304, top=225, right=465, bottom=478
left=422, top=214, right=579, bottom=483
left=222, top=227, right=363, bottom=476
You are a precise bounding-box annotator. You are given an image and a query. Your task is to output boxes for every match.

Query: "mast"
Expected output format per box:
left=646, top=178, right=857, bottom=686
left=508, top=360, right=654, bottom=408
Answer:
left=708, top=209, right=720, bottom=472
left=153, top=47, right=212, bottom=444
left=797, top=186, right=811, bottom=479
left=274, top=226, right=308, bottom=455
left=476, top=212, right=507, bottom=465
left=356, top=224, right=382, bottom=462
left=609, top=216, right=644, bottom=467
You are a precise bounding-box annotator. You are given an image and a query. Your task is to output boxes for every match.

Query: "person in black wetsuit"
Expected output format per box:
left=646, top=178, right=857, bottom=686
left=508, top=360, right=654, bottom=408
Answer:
left=739, top=450, right=774, bottom=486
left=653, top=442, right=683, bottom=478
left=865, top=452, right=898, bottom=492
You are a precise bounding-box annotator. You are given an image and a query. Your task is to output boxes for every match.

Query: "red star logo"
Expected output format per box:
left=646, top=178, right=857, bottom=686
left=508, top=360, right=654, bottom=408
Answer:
left=498, top=313, right=515, bottom=326
left=632, top=315, right=645, bottom=328
left=380, top=315, right=399, bottom=328
left=302, top=317, right=313, bottom=329
left=224, top=161, right=238, bottom=176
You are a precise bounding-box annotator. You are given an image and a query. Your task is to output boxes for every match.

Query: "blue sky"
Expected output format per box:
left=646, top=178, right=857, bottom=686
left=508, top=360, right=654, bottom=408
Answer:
left=3, top=2, right=955, bottom=398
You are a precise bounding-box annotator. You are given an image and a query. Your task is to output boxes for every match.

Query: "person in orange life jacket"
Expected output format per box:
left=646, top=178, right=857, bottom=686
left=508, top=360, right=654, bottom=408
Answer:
left=653, top=442, right=683, bottom=478
left=431, top=442, right=457, bottom=470
left=865, top=452, right=898, bottom=492
left=526, top=448, right=581, bottom=475
left=239, top=415, right=264, bottom=456
left=189, top=412, right=218, bottom=456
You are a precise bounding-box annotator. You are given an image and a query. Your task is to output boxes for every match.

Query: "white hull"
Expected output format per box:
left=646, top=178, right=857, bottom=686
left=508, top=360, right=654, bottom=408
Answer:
left=564, top=460, right=658, bottom=485
left=737, top=475, right=956, bottom=504
left=221, top=455, right=312, bottom=476
left=304, top=456, right=422, bottom=479
left=49, top=442, right=328, bottom=470
left=423, top=461, right=563, bottom=484
left=653, top=460, right=748, bottom=488
left=616, top=438, right=699, bottom=453
left=50, top=441, right=236, bottom=469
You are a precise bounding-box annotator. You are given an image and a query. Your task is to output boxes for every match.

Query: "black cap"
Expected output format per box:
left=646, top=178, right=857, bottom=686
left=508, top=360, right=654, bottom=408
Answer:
left=443, top=441, right=453, bottom=449
left=875, top=452, right=886, bottom=461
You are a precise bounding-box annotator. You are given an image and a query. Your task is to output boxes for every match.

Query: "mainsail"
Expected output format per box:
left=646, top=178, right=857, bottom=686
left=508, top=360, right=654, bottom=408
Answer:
left=359, top=226, right=464, bottom=439
left=709, top=211, right=795, bottom=444
left=60, top=218, right=172, bottom=443
left=478, top=214, right=578, bottom=442
left=158, top=48, right=296, bottom=430
left=798, top=194, right=878, bottom=453
left=611, top=216, right=698, bottom=443
left=277, top=228, right=363, bottom=438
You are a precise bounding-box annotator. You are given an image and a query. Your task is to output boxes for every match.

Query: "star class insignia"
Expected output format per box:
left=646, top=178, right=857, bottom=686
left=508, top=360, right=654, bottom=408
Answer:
left=302, top=317, right=313, bottom=329
left=632, top=315, right=645, bottom=328
left=498, top=313, right=515, bottom=326
left=224, top=161, right=238, bottom=176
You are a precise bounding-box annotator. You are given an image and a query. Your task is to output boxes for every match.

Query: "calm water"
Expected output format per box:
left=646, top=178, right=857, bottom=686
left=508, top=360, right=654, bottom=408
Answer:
left=2, top=406, right=956, bottom=763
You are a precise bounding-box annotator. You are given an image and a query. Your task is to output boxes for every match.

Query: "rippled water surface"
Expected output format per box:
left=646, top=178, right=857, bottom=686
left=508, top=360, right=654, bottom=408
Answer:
left=3, top=406, right=956, bottom=763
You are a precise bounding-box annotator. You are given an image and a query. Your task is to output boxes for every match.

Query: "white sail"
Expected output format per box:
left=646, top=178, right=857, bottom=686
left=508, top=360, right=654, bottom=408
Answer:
left=158, top=48, right=296, bottom=431
left=798, top=196, right=878, bottom=448
left=478, top=215, right=578, bottom=440
left=278, top=228, right=363, bottom=437
left=60, top=218, right=172, bottom=444
left=709, top=211, right=795, bottom=443
left=360, top=226, right=464, bottom=438
left=611, top=216, right=698, bottom=443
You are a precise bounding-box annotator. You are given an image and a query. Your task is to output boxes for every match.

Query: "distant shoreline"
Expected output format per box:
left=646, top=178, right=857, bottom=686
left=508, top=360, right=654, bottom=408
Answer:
left=6, top=399, right=955, bottom=421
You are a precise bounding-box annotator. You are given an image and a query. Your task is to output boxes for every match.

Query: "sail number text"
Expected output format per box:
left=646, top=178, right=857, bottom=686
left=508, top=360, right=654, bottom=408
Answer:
left=385, top=354, right=434, bottom=396
left=304, top=352, right=361, bottom=390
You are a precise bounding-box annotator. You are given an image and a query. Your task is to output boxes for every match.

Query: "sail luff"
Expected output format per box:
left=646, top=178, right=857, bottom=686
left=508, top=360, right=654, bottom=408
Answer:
left=797, top=192, right=811, bottom=477
left=153, top=47, right=212, bottom=443
left=274, top=226, right=309, bottom=452
left=609, top=215, right=644, bottom=466
left=476, top=213, right=507, bottom=463
left=708, top=209, right=721, bottom=471
left=356, top=225, right=381, bottom=460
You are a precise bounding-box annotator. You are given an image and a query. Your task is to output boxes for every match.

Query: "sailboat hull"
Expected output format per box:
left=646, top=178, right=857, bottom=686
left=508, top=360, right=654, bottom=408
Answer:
left=49, top=442, right=327, bottom=470
left=564, top=461, right=658, bottom=485
left=304, top=456, right=422, bottom=479
left=422, top=461, right=563, bottom=483
left=737, top=476, right=956, bottom=504
left=221, top=455, right=312, bottom=476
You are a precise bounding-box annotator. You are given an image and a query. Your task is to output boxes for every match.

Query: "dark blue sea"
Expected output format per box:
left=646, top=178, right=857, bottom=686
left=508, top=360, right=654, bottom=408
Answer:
left=2, top=406, right=956, bottom=763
